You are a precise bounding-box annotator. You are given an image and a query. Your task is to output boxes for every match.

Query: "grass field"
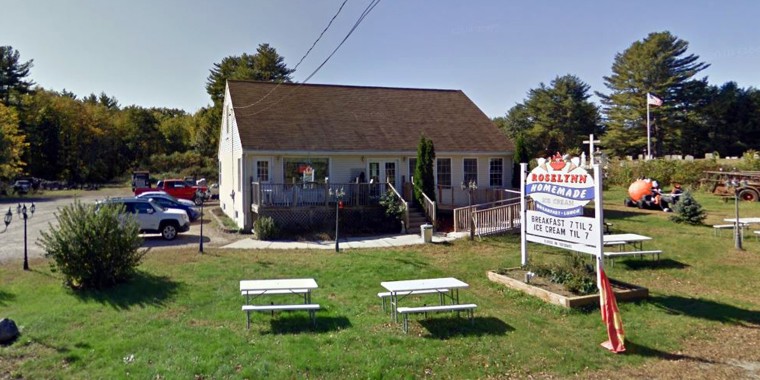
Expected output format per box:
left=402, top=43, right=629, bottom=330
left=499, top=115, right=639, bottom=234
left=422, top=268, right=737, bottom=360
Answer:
left=1, top=187, right=759, bottom=378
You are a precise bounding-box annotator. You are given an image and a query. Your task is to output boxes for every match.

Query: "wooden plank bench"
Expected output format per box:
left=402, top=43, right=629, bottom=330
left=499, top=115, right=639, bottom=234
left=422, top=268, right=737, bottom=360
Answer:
left=242, top=304, right=320, bottom=329
left=377, top=289, right=449, bottom=311
left=603, top=250, right=663, bottom=266
left=242, top=289, right=309, bottom=296
left=396, top=303, right=477, bottom=333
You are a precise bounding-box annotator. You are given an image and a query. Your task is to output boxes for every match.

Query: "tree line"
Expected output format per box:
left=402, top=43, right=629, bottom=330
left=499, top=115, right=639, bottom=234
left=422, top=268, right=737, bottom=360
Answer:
left=0, top=43, right=292, bottom=184
left=2, top=32, right=758, bottom=185
left=497, top=31, right=760, bottom=161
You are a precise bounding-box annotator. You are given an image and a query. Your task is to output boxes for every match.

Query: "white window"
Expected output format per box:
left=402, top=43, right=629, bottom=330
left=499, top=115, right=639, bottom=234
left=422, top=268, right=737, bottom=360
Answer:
left=237, top=158, right=242, bottom=192
left=256, top=160, right=269, bottom=182
left=436, top=158, right=451, bottom=187
left=463, top=158, right=478, bottom=184
left=490, top=158, right=503, bottom=187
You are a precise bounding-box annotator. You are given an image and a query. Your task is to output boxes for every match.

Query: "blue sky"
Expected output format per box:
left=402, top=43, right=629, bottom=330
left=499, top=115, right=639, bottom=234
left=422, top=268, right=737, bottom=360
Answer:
left=4, top=1, right=759, bottom=118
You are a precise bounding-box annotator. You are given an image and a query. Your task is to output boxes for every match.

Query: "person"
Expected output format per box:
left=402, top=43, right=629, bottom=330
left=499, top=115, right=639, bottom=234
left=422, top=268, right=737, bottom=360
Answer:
left=358, top=172, right=366, bottom=183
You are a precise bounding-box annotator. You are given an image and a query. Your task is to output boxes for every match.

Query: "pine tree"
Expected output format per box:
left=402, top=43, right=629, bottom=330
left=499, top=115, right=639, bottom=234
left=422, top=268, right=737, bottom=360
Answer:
left=0, top=46, right=34, bottom=106
left=502, top=74, right=600, bottom=158
left=597, top=32, right=709, bottom=158
left=413, top=135, right=436, bottom=204
left=670, top=191, right=706, bottom=225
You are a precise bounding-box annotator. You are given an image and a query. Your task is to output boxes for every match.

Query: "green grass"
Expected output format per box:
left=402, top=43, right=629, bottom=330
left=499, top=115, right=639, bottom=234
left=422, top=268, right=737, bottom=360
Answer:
left=1, top=188, right=759, bottom=378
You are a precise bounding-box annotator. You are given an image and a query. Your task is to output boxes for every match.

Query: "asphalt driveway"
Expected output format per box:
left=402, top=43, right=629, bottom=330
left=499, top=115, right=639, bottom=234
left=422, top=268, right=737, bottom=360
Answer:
left=0, top=192, right=233, bottom=264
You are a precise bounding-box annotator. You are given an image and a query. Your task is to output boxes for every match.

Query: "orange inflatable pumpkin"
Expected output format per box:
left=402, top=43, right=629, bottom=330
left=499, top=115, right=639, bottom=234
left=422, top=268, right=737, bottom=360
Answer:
left=628, top=180, right=653, bottom=202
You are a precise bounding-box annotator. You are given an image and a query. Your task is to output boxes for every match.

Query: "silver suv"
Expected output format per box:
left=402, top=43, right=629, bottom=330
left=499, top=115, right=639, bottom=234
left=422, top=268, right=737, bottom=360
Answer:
left=99, top=197, right=190, bottom=240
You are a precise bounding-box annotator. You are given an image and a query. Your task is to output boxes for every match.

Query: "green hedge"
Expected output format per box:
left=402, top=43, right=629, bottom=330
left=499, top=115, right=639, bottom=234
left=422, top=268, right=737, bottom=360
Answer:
left=603, top=155, right=760, bottom=190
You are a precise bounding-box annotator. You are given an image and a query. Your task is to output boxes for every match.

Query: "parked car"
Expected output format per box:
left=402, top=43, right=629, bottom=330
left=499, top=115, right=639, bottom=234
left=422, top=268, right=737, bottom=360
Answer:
left=136, top=192, right=200, bottom=221
left=134, top=179, right=209, bottom=205
left=98, top=197, right=190, bottom=240
left=13, top=180, right=31, bottom=194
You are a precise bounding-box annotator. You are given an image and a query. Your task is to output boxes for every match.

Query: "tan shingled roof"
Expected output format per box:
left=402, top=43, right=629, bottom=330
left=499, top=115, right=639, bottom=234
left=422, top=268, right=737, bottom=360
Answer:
left=228, top=80, right=513, bottom=153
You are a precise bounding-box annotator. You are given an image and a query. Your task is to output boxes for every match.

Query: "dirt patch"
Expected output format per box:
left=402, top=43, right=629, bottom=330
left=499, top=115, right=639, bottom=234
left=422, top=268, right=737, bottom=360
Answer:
left=581, top=323, right=760, bottom=379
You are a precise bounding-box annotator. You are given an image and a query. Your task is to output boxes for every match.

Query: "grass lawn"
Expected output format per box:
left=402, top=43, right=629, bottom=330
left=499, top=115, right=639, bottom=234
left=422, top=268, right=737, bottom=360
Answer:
left=1, top=187, right=759, bottom=378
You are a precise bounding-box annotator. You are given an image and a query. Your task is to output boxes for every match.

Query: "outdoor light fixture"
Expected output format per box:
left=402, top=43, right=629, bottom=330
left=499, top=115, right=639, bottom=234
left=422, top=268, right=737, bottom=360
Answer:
left=9, top=202, right=36, bottom=271
left=329, top=187, right=345, bottom=252
left=726, top=179, right=748, bottom=250
left=197, top=190, right=205, bottom=254
left=461, top=180, right=478, bottom=241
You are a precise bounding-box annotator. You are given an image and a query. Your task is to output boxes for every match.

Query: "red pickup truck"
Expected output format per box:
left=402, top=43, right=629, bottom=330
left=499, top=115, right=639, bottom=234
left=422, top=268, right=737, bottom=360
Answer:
left=134, top=179, right=209, bottom=205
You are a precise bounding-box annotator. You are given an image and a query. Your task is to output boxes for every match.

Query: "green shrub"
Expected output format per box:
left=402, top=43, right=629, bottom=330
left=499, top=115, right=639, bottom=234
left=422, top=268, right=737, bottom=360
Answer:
left=39, top=201, right=144, bottom=290
left=527, top=255, right=597, bottom=295
left=379, top=190, right=404, bottom=221
left=670, top=190, right=707, bottom=225
left=605, top=158, right=719, bottom=189
left=254, top=216, right=279, bottom=240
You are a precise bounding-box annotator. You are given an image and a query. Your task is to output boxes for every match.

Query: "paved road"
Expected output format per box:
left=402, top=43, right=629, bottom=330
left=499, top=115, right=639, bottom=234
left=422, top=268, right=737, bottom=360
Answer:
left=0, top=193, right=233, bottom=264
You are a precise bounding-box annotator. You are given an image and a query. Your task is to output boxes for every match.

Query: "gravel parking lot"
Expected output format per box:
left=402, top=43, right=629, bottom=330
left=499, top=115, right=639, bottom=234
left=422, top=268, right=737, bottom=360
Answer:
left=0, top=191, right=235, bottom=264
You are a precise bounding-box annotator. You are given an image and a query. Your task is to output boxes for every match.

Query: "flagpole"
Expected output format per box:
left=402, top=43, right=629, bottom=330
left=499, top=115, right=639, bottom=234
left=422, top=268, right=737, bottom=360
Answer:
left=646, top=94, right=651, bottom=160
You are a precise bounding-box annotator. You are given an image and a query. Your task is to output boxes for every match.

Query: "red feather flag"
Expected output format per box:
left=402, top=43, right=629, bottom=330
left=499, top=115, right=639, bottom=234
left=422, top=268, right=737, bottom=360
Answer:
left=599, top=268, right=626, bottom=353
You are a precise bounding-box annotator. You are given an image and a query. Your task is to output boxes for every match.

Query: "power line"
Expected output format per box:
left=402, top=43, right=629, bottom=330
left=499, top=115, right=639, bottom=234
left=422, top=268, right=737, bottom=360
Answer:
left=233, top=0, right=349, bottom=110
left=239, top=0, right=382, bottom=118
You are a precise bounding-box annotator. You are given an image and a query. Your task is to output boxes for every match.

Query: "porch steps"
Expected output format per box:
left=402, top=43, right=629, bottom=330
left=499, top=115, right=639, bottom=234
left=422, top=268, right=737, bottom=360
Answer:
left=407, top=207, right=429, bottom=233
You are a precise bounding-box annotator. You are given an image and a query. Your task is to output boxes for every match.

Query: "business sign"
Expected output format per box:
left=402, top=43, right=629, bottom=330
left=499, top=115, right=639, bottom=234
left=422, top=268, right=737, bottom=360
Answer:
left=526, top=210, right=597, bottom=246
left=525, top=155, right=595, bottom=218
left=523, top=154, right=601, bottom=255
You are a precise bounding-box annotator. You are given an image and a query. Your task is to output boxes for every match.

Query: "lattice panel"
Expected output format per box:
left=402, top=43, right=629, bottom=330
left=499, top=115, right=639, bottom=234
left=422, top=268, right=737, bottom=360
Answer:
left=256, top=206, right=395, bottom=234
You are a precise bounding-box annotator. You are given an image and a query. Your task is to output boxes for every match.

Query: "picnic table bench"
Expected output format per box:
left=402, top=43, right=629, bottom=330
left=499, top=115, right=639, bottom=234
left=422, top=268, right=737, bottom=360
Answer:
left=397, top=304, right=477, bottom=333
left=603, top=250, right=663, bottom=266
left=240, top=278, right=320, bottom=329
left=377, top=289, right=449, bottom=311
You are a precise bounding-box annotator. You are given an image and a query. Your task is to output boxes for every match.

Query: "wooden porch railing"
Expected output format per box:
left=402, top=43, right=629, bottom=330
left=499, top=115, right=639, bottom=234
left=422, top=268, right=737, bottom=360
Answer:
left=437, top=185, right=512, bottom=208
left=386, top=182, right=409, bottom=232
left=251, top=182, right=386, bottom=209
left=453, top=199, right=533, bottom=235
left=410, top=176, right=437, bottom=228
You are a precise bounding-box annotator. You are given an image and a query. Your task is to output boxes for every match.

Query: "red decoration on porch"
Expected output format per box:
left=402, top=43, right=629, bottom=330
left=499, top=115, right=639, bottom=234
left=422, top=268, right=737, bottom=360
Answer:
left=339, top=200, right=344, bottom=209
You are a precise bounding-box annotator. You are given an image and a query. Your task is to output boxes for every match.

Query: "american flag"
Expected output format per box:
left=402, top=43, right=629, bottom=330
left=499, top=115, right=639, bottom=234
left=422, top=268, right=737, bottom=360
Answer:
left=647, top=93, right=663, bottom=107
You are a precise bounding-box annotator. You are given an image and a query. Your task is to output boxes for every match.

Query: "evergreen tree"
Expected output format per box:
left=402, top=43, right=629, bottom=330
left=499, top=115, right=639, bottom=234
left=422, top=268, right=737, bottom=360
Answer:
left=413, top=135, right=436, bottom=204
left=0, top=46, right=34, bottom=106
left=597, top=32, right=709, bottom=158
left=670, top=191, right=706, bottom=225
left=205, top=43, right=294, bottom=108
left=502, top=74, right=600, bottom=158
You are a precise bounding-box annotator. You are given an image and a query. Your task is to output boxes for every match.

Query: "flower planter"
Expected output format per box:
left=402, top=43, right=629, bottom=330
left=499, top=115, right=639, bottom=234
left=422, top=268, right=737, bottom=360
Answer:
left=487, top=268, right=648, bottom=308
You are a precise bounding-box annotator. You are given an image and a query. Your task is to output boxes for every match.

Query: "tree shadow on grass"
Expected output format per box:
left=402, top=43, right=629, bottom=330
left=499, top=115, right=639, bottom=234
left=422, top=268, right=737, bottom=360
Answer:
left=649, top=295, right=760, bottom=328
left=418, top=316, right=513, bottom=339
left=394, top=257, right=429, bottom=269
left=72, top=271, right=181, bottom=311
left=0, top=289, right=16, bottom=306
left=265, top=315, right=352, bottom=335
left=623, top=339, right=719, bottom=364
left=619, top=258, right=689, bottom=270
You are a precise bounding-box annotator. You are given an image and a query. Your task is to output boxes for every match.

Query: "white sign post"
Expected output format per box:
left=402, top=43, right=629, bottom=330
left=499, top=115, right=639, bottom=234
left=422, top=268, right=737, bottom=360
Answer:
left=583, top=134, right=601, bottom=168
left=520, top=155, right=605, bottom=276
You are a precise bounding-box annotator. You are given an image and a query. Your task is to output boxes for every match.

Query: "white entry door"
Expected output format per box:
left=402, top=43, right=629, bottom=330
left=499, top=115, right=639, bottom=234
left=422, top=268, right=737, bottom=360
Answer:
left=368, top=161, right=397, bottom=187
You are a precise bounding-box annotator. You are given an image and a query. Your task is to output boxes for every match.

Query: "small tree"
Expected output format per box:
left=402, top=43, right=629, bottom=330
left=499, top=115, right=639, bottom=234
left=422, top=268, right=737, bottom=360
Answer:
left=670, top=190, right=706, bottom=225
left=39, top=201, right=144, bottom=289
left=414, top=135, right=436, bottom=205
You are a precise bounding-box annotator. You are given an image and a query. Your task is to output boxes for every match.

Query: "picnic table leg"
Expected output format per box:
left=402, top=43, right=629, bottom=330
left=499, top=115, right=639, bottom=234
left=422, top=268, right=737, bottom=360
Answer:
left=391, top=292, right=398, bottom=323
